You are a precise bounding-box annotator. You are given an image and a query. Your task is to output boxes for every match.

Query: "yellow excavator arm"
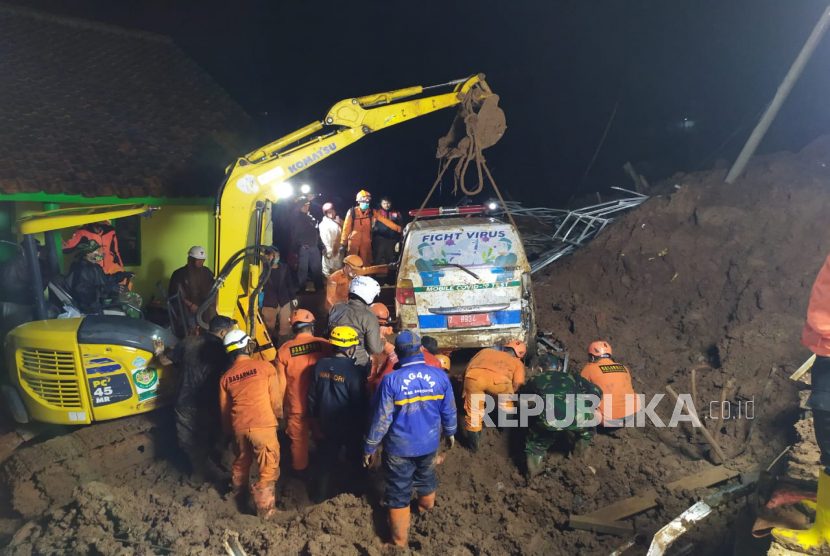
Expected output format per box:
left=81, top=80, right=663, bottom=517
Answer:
left=214, top=74, right=492, bottom=350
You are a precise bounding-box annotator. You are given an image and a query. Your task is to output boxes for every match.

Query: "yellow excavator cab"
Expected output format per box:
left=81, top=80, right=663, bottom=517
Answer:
left=3, top=203, right=177, bottom=425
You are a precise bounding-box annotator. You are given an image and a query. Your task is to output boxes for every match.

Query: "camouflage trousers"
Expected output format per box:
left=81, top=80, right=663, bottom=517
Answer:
left=524, top=425, right=595, bottom=456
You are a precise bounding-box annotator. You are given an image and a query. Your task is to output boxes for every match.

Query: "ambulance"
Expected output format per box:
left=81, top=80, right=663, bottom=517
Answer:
left=395, top=206, right=536, bottom=351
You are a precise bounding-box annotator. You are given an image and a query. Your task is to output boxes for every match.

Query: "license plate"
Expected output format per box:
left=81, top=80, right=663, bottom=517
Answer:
left=447, top=314, right=491, bottom=328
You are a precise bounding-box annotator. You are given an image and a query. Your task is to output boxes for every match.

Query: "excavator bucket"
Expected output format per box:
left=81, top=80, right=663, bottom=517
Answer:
left=437, top=81, right=506, bottom=195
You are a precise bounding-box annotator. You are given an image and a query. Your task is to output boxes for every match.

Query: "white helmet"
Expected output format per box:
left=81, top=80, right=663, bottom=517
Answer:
left=223, top=329, right=251, bottom=353
left=188, top=246, right=207, bottom=260
left=349, top=275, right=380, bottom=304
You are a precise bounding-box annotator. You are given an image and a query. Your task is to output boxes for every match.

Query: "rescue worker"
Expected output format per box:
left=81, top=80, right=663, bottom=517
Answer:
left=364, top=331, right=457, bottom=547
left=169, top=246, right=216, bottom=333
left=63, top=221, right=123, bottom=274
left=435, top=354, right=451, bottom=372
left=261, top=249, right=298, bottom=346
left=462, top=340, right=527, bottom=452
left=275, top=309, right=330, bottom=473
left=421, top=335, right=444, bottom=368
left=328, top=276, right=384, bottom=375
left=523, top=354, right=604, bottom=478
left=368, top=302, right=397, bottom=396
left=773, top=254, right=830, bottom=549
left=340, top=190, right=401, bottom=266
left=219, top=330, right=284, bottom=518
left=325, top=254, right=363, bottom=310
left=372, top=196, right=402, bottom=266
left=292, top=201, right=324, bottom=293
left=319, top=202, right=344, bottom=278
left=65, top=238, right=133, bottom=314
left=308, top=326, right=366, bottom=501
left=579, top=341, right=641, bottom=426
left=153, top=315, right=236, bottom=479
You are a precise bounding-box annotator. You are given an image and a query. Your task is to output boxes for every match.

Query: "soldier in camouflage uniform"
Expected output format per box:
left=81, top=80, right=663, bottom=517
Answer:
left=523, top=354, right=604, bottom=478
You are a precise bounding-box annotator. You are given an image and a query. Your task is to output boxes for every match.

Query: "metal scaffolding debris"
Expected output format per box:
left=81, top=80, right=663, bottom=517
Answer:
left=501, top=188, right=649, bottom=274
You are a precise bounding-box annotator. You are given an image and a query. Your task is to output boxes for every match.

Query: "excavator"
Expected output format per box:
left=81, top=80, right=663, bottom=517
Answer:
left=2, top=73, right=498, bottom=429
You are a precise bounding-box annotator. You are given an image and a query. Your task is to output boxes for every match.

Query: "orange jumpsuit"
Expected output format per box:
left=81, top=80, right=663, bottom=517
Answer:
left=275, top=333, right=331, bottom=471
left=368, top=326, right=397, bottom=396
left=219, top=356, right=284, bottom=514
left=341, top=207, right=401, bottom=266
left=63, top=224, right=124, bottom=274
left=803, top=253, right=830, bottom=357
left=325, top=265, right=392, bottom=310
left=463, top=348, right=525, bottom=432
left=580, top=358, right=640, bottom=423
left=326, top=270, right=351, bottom=311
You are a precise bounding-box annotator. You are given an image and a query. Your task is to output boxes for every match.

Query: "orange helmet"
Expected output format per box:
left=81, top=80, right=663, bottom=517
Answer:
left=436, top=354, right=451, bottom=371
left=356, top=190, right=371, bottom=203
left=290, top=309, right=315, bottom=325
left=588, top=341, right=612, bottom=358
left=505, top=340, right=527, bottom=359
left=371, top=303, right=391, bottom=324
left=343, top=255, right=363, bottom=268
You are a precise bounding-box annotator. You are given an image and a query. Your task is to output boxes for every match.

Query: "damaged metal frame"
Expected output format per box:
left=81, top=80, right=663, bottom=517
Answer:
left=525, top=187, right=649, bottom=274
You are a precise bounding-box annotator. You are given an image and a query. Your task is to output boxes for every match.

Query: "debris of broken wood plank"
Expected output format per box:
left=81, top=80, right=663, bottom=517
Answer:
left=790, top=354, right=816, bottom=382
left=569, top=465, right=741, bottom=534
left=665, top=385, right=729, bottom=463
left=716, top=379, right=734, bottom=420
left=568, top=515, right=634, bottom=536
left=666, top=465, right=739, bottom=491
left=581, top=490, right=659, bottom=522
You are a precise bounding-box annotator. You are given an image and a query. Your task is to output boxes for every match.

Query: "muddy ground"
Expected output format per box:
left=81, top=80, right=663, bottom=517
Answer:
left=5, top=137, right=830, bottom=555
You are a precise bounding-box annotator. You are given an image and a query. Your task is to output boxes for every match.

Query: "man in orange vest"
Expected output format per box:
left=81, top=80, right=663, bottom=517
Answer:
left=325, top=254, right=389, bottom=310
left=275, top=310, right=331, bottom=474
left=579, top=341, right=640, bottom=427
left=63, top=221, right=124, bottom=274
left=773, top=255, right=830, bottom=549
left=219, top=330, right=284, bottom=518
left=325, top=255, right=363, bottom=310
left=462, top=340, right=527, bottom=452
left=340, top=190, right=401, bottom=266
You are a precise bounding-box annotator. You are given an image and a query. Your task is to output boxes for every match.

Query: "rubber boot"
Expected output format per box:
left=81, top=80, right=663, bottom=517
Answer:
left=416, top=492, right=435, bottom=513
left=526, top=454, right=544, bottom=479
left=387, top=507, right=410, bottom=547
left=467, top=430, right=481, bottom=453
left=773, top=469, right=830, bottom=550
left=572, top=438, right=591, bottom=457
left=252, top=482, right=277, bottom=519
left=313, top=473, right=332, bottom=504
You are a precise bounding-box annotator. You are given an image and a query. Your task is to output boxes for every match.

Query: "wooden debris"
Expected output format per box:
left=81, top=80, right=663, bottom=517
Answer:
left=582, top=490, right=659, bottom=521
left=666, top=465, right=739, bottom=491
left=790, top=354, right=816, bottom=382
left=568, top=515, right=634, bottom=536
left=569, top=465, right=740, bottom=534
left=665, top=385, right=728, bottom=463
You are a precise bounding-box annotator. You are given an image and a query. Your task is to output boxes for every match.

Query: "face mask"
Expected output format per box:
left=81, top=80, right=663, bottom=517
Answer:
left=271, top=258, right=280, bottom=266
left=89, top=253, right=104, bottom=263
left=359, top=203, right=369, bottom=211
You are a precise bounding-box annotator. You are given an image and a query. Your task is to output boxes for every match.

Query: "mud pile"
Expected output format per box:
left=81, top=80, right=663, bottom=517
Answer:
left=5, top=138, right=830, bottom=555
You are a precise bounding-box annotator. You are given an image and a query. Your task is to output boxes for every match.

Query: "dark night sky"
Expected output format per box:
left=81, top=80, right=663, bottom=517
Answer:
left=13, top=0, right=830, bottom=209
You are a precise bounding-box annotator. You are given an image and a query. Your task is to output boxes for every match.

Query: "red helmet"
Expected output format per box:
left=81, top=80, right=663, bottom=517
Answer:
left=322, top=202, right=335, bottom=212
left=505, top=340, right=527, bottom=359
left=588, top=341, right=612, bottom=358
left=290, top=309, right=315, bottom=325
left=370, top=303, right=390, bottom=323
